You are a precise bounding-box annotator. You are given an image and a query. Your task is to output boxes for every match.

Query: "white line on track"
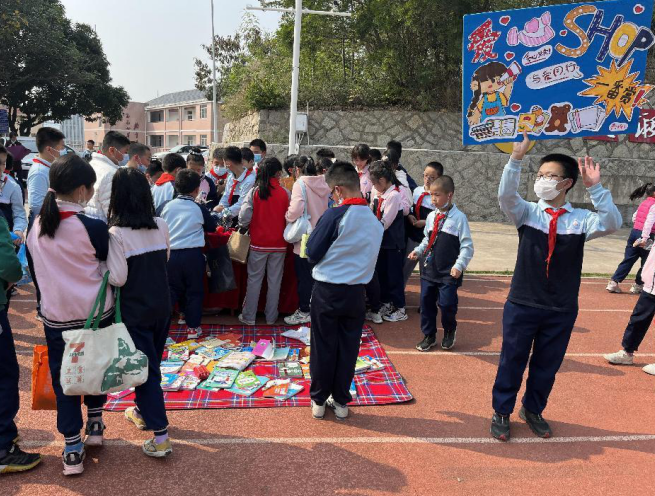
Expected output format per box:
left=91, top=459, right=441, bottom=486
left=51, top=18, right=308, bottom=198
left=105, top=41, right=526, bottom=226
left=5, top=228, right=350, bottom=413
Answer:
left=405, top=305, right=631, bottom=312
left=385, top=351, right=655, bottom=357
left=10, top=299, right=36, bottom=303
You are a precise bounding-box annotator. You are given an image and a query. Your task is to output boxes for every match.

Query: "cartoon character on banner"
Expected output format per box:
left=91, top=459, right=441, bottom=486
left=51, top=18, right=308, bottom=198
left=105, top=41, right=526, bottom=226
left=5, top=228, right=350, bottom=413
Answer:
left=467, top=61, right=522, bottom=126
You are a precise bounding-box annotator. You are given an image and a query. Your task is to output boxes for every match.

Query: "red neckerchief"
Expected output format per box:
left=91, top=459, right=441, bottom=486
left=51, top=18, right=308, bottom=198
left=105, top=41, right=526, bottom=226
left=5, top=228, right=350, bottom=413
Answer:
left=424, top=213, right=447, bottom=255
left=228, top=168, right=252, bottom=204
left=210, top=168, right=228, bottom=181
left=33, top=158, right=51, bottom=168
left=544, top=208, right=568, bottom=278
left=342, top=197, right=368, bottom=206
left=59, top=211, right=78, bottom=220
left=155, top=173, right=176, bottom=186
left=415, top=192, right=429, bottom=221
left=375, top=186, right=400, bottom=220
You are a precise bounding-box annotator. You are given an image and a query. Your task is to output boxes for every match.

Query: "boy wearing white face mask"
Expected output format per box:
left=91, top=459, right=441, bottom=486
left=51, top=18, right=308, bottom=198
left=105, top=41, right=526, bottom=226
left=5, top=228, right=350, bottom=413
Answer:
left=409, top=176, right=473, bottom=352
left=490, top=132, right=621, bottom=442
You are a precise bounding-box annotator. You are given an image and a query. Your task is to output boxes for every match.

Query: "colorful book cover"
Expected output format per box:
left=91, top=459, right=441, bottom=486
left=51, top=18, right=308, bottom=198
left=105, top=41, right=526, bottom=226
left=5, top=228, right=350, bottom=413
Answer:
left=160, top=360, right=185, bottom=374
left=179, top=375, right=201, bottom=391
left=205, top=360, right=219, bottom=372
left=287, top=348, right=300, bottom=362
left=301, top=363, right=311, bottom=380
left=275, top=382, right=304, bottom=400
left=194, top=346, right=215, bottom=359
left=227, top=375, right=269, bottom=397
left=161, top=373, right=184, bottom=391
left=169, top=340, right=201, bottom=352
left=218, top=351, right=255, bottom=371
left=216, top=333, right=242, bottom=349
left=233, top=370, right=260, bottom=389
left=355, top=357, right=371, bottom=374
left=199, top=337, right=224, bottom=349
left=168, top=347, right=189, bottom=362
left=204, top=368, right=239, bottom=389
left=262, top=379, right=290, bottom=397
left=165, top=337, right=176, bottom=347
left=360, top=355, right=385, bottom=371
left=253, top=339, right=275, bottom=359
left=212, top=348, right=232, bottom=361
left=279, top=361, right=303, bottom=378
left=272, top=347, right=291, bottom=361
left=350, top=379, right=357, bottom=399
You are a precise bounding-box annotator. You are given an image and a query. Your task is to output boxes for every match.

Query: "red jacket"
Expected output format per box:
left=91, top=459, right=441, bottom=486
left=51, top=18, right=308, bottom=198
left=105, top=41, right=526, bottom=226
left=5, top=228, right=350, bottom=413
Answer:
left=240, top=178, right=290, bottom=252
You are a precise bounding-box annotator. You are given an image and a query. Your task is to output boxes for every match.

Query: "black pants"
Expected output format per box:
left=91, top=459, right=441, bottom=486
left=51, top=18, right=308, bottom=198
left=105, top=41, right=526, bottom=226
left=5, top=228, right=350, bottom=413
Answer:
left=309, top=281, right=365, bottom=405
left=294, top=254, right=314, bottom=313
left=365, top=270, right=381, bottom=313
left=0, top=309, right=19, bottom=451
left=377, top=248, right=406, bottom=309
left=612, top=228, right=649, bottom=285
left=622, top=291, right=655, bottom=353
left=168, top=248, right=205, bottom=328
left=420, top=278, right=458, bottom=336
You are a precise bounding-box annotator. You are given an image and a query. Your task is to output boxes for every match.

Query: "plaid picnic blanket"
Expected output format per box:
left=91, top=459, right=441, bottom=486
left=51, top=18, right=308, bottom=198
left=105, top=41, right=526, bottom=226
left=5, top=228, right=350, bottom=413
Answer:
left=104, top=324, right=413, bottom=411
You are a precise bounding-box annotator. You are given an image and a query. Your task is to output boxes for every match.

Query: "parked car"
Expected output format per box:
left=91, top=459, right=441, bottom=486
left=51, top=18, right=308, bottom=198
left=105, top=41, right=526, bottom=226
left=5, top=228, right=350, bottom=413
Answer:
left=17, top=137, right=78, bottom=172
left=152, top=144, right=209, bottom=162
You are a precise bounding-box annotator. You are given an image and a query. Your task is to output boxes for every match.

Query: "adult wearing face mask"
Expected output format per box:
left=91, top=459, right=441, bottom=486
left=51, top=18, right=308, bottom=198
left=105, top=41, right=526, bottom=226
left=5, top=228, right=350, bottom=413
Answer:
left=86, top=131, right=131, bottom=222
left=125, top=142, right=152, bottom=174
left=249, top=138, right=267, bottom=171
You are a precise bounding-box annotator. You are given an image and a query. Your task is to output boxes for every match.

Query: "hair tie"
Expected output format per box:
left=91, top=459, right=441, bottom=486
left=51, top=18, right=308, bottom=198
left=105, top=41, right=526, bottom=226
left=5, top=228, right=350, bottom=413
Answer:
left=47, top=188, right=56, bottom=193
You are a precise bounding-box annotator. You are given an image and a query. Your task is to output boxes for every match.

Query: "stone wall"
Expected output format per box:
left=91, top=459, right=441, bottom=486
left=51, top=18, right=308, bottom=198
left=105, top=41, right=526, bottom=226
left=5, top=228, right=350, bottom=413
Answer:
left=219, top=109, right=655, bottom=225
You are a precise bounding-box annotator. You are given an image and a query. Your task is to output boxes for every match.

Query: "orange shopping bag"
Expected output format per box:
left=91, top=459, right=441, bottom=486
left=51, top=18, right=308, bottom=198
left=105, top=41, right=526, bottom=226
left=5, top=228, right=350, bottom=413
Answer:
left=31, top=345, right=57, bottom=410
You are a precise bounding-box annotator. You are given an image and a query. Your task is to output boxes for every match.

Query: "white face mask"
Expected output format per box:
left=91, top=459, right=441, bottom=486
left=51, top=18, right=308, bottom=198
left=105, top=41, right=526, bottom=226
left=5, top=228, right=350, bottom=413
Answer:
left=214, top=165, right=228, bottom=176
left=78, top=191, right=89, bottom=208
left=534, top=178, right=563, bottom=201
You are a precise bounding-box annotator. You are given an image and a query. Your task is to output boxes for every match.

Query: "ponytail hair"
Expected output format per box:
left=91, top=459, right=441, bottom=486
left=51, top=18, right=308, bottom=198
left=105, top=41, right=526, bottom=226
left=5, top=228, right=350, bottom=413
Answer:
left=369, top=160, right=402, bottom=188
left=39, top=154, right=96, bottom=238
left=255, top=157, right=282, bottom=200
left=630, top=182, right=655, bottom=201
left=294, top=155, right=317, bottom=176
left=467, top=61, right=507, bottom=117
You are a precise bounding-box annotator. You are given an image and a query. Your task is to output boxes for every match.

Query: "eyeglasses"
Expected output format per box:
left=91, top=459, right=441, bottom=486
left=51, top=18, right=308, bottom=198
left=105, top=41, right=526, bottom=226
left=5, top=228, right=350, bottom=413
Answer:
left=535, top=173, right=566, bottom=181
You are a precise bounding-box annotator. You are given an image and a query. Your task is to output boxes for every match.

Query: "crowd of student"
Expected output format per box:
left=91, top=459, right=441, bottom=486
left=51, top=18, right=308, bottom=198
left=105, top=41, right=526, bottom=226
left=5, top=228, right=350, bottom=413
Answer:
left=2, top=125, right=653, bottom=476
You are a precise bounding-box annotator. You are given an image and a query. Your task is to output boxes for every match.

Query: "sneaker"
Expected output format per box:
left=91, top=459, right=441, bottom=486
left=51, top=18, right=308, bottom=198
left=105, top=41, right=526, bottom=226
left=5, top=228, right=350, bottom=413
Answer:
left=630, top=283, right=643, bottom=294
left=124, top=407, right=147, bottom=430
left=177, top=313, right=186, bottom=325
left=187, top=326, right=203, bottom=339
left=490, top=413, right=510, bottom=442
left=284, top=309, right=311, bottom=325
left=365, top=311, right=383, bottom=324
left=84, top=419, right=105, bottom=447
left=383, top=307, right=408, bottom=322
left=604, top=349, right=634, bottom=365
left=237, top=314, right=255, bottom=326
left=142, top=438, right=172, bottom=458
left=379, top=303, right=393, bottom=317
left=643, top=363, right=655, bottom=375
left=441, top=329, right=457, bottom=350
left=416, top=334, right=437, bottom=352
left=62, top=449, right=85, bottom=476
left=35, top=313, right=43, bottom=323
left=519, top=407, right=552, bottom=438
left=0, top=443, right=42, bottom=474
left=311, top=400, right=325, bottom=420
left=326, top=396, right=348, bottom=420
left=606, top=280, right=621, bottom=293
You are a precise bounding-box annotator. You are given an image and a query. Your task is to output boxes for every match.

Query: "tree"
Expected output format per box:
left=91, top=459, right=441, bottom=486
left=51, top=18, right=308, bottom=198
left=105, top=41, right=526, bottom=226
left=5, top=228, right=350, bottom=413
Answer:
left=0, top=0, right=129, bottom=135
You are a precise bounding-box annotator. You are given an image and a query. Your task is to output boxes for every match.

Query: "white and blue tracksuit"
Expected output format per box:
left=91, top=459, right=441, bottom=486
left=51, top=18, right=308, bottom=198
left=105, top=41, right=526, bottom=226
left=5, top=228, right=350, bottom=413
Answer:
left=0, top=174, right=27, bottom=234
left=492, top=158, right=621, bottom=416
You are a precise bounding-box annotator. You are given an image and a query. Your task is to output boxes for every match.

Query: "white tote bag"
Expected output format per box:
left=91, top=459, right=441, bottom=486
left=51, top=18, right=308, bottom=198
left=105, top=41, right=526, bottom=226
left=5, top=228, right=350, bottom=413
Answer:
left=284, top=179, right=312, bottom=244
left=60, top=272, right=148, bottom=396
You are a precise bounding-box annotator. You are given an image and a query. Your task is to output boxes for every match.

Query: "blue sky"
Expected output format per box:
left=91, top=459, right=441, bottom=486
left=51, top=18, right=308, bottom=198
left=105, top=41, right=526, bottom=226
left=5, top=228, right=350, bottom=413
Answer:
left=61, top=0, right=282, bottom=102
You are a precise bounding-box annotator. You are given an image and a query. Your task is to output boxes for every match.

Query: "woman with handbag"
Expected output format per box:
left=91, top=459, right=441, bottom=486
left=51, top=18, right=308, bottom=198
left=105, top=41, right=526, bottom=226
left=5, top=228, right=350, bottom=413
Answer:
left=284, top=156, right=331, bottom=325
left=106, top=168, right=173, bottom=458
left=26, top=154, right=113, bottom=476
left=238, top=157, right=290, bottom=325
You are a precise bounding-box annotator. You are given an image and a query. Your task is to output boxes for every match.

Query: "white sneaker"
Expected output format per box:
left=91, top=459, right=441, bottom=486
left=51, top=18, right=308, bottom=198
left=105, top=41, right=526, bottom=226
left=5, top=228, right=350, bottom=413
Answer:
left=326, top=396, right=348, bottom=420
left=642, top=363, right=655, bottom=375
left=383, top=307, right=408, bottom=322
left=379, top=302, right=393, bottom=317
left=177, top=313, right=186, bottom=325
left=604, top=349, right=634, bottom=365
left=365, top=311, right=383, bottom=324
left=187, top=327, right=202, bottom=339
left=630, top=283, right=643, bottom=294
left=606, top=280, right=622, bottom=293
left=311, top=400, right=325, bottom=419
left=237, top=314, right=255, bottom=326
left=284, top=309, right=311, bottom=325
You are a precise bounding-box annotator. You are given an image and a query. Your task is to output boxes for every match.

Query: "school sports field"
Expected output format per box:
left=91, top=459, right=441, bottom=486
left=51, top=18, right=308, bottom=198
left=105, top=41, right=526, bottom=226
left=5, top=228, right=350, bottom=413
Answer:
left=5, top=275, right=655, bottom=496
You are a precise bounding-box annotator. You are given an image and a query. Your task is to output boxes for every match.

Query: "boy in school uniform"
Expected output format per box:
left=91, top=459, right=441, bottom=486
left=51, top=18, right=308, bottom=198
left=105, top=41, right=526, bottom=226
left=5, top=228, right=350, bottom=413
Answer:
left=157, top=170, right=218, bottom=339
left=27, top=127, right=66, bottom=228
left=152, top=153, right=186, bottom=210
left=249, top=138, right=267, bottom=167
left=214, top=146, right=255, bottom=226
left=306, top=162, right=383, bottom=421
left=408, top=176, right=473, bottom=351
left=490, top=133, right=621, bottom=441
left=0, top=147, right=27, bottom=247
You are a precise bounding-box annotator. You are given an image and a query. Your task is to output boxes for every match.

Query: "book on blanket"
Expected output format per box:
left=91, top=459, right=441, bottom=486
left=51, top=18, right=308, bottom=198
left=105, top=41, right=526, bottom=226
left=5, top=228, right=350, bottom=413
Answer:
left=161, top=374, right=184, bottom=391
left=168, top=347, right=189, bottom=362
left=276, top=382, right=304, bottom=400
left=179, top=375, right=201, bottom=391
left=212, top=348, right=233, bottom=361
left=350, top=379, right=357, bottom=399
left=200, top=368, right=239, bottom=390
left=218, top=351, right=255, bottom=371
left=360, top=355, right=385, bottom=371
left=227, top=373, right=268, bottom=397
left=287, top=348, right=300, bottom=362
left=355, top=357, right=370, bottom=374
left=262, top=379, right=290, bottom=398
left=160, top=360, right=185, bottom=374
left=272, top=347, right=290, bottom=362
left=253, top=339, right=275, bottom=360
left=215, top=333, right=242, bottom=349
left=279, top=361, right=303, bottom=378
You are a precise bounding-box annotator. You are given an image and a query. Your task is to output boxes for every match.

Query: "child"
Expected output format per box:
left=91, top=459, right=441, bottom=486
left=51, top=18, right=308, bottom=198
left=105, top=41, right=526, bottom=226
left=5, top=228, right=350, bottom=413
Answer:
left=27, top=127, right=66, bottom=227
left=0, top=213, right=42, bottom=473
left=241, top=147, right=256, bottom=172
left=316, top=148, right=335, bottom=163
left=284, top=155, right=331, bottom=325
left=316, top=157, right=332, bottom=176
left=214, top=146, right=255, bottom=226
left=152, top=153, right=186, bottom=210
left=26, top=154, right=113, bottom=476
left=607, top=183, right=655, bottom=294
left=380, top=148, right=413, bottom=213
left=369, top=161, right=408, bottom=322
left=351, top=144, right=372, bottom=202
left=106, top=168, right=173, bottom=458
left=0, top=146, right=27, bottom=246
left=404, top=162, right=442, bottom=287
left=158, top=169, right=217, bottom=339
left=409, top=176, right=473, bottom=351
left=186, top=149, right=219, bottom=210
left=281, top=154, right=297, bottom=191
left=237, top=157, right=290, bottom=325
left=467, top=61, right=515, bottom=126
left=249, top=138, right=267, bottom=166
left=306, top=161, right=383, bottom=420
left=146, top=159, right=163, bottom=186
left=490, top=132, right=621, bottom=442
left=369, top=148, right=382, bottom=162
left=208, top=148, right=228, bottom=200
left=386, top=140, right=418, bottom=192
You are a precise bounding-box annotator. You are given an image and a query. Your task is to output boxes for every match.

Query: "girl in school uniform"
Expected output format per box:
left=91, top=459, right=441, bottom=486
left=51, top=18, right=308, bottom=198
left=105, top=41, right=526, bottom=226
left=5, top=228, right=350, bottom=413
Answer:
left=238, top=157, right=291, bottom=325
left=106, top=168, right=173, bottom=459
left=26, top=154, right=113, bottom=476
left=352, top=144, right=373, bottom=203
left=369, top=160, right=408, bottom=322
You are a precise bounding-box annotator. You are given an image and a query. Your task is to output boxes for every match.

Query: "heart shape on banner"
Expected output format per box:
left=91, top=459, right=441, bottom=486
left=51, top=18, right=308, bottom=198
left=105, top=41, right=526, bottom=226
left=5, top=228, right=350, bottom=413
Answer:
left=504, top=51, right=515, bottom=61
left=500, top=16, right=511, bottom=26
left=511, top=103, right=521, bottom=112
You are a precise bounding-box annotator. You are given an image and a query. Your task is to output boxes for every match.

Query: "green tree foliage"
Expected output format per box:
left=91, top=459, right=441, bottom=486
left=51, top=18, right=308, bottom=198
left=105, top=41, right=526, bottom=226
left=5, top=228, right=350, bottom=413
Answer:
left=0, top=0, right=129, bottom=135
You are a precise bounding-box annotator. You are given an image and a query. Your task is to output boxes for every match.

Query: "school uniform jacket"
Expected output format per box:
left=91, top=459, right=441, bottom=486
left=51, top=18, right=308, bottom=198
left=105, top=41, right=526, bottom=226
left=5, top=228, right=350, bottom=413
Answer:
left=500, top=157, right=622, bottom=312
left=413, top=205, right=474, bottom=286
left=86, top=153, right=120, bottom=222
left=218, top=168, right=256, bottom=217
left=26, top=201, right=114, bottom=329
left=199, top=174, right=220, bottom=211
left=0, top=173, right=27, bottom=233
left=372, top=186, right=405, bottom=250
left=406, top=186, right=436, bottom=243
left=107, top=218, right=172, bottom=325
left=151, top=180, right=175, bottom=211
left=238, top=178, right=290, bottom=253
left=157, top=195, right=218, bottom=250
left=307, top=203, right=383, bottom=286
left=27, top=157, right=51, bottom=216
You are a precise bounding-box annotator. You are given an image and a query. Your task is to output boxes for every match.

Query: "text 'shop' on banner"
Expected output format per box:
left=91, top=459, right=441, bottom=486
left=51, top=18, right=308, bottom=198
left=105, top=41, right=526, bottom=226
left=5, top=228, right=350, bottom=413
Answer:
left=462, top=0, right=655, bottom=145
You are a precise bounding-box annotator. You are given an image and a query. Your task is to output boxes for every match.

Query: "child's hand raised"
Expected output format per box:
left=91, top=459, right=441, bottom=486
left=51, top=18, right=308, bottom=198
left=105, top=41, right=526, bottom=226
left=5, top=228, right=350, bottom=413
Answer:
left=511, top=131, right=531, bottom=161
left=450, top=267, right=462, bottom=279
left=578, top=156, right=601, bottom=189
left=407, top=252, right=419, bottom=262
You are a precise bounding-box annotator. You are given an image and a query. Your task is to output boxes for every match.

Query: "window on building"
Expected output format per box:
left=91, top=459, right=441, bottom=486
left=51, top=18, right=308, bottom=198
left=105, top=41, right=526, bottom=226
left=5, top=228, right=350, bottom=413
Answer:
left=200, top=105, right=207, bottom=119
left=200, top=135, right=207, bottom=146
left=149, top=111, right=163, bottom=123
left=168, top=135, right=179, bottom=148
left=184, top=135, right=195, bottom=146
left=150, top=135, right=163, bottom=147
left=167, top=109, right=179, bottom=122
left=186, top=108, right=195, bottom=121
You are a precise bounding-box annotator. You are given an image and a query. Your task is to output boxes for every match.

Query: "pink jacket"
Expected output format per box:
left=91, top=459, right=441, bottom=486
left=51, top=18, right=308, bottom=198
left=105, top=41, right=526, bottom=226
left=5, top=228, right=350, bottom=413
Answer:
left=285, top=175, right=331, bottom=254
left=633, top=197, right=655, bottom=237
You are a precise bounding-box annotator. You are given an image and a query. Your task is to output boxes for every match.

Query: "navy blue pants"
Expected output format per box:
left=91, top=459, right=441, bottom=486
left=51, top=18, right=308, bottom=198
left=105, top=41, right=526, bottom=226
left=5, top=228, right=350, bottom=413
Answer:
left=126, top=315, right=170, bottom=433
left=294, top=254, right=314, bottom=313
left=492, top=301, right=578, bottom=415
left=420, top=278, right=458, bottom=336
left=310, top=281, right=365, bottom=406
left=365, top=270, right=381, bottom=313
left=621, top=291, right=655, bottom=353
left=612, top=228, right=649, bottom=285
left=0, top=309, right=19, bottom=451
left=377, top=248, right=406, bottom=309
left=168, top=248, right=205, bottom=329
left=44, top=320, right=111, bottom=438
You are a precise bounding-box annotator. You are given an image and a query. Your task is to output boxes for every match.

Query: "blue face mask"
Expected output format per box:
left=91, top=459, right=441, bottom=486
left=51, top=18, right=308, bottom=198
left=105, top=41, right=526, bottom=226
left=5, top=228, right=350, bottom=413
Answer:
left=254, top=154, right=262, bottom=164
left=119, top=153, right=129, bottom=167
left=138, top=164, right=147, bottom=174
